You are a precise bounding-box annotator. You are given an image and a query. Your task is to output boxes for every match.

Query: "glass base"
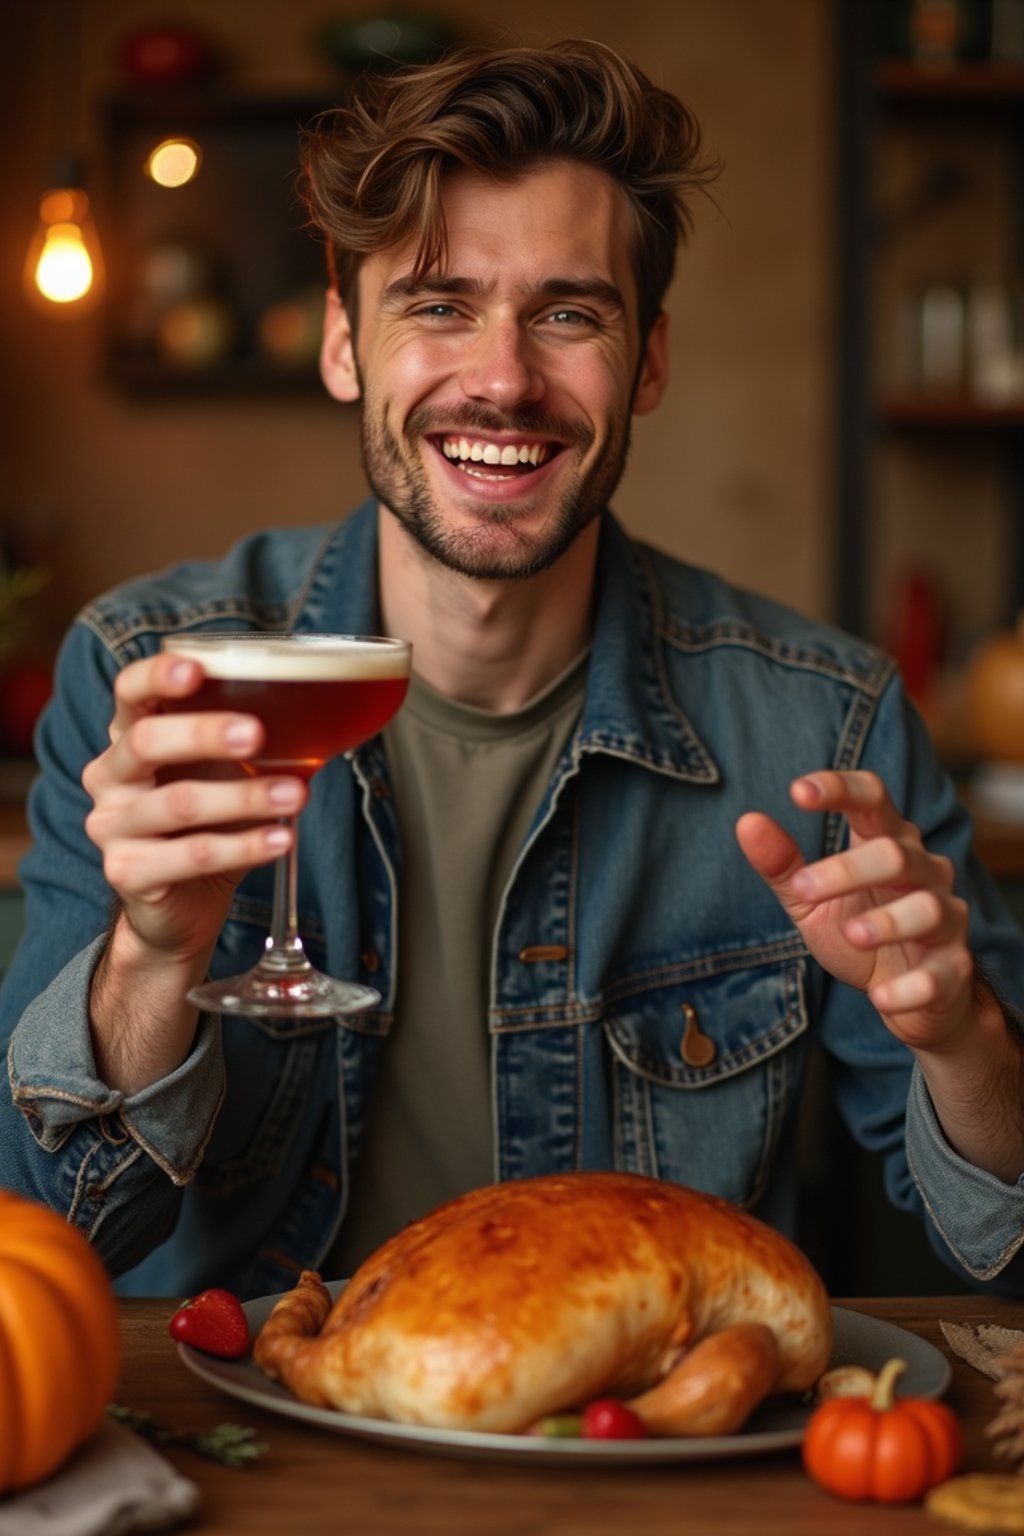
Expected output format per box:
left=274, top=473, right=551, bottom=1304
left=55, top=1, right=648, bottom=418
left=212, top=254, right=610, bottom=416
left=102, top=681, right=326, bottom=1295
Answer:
left=187, top=966, right=381, bottom=1020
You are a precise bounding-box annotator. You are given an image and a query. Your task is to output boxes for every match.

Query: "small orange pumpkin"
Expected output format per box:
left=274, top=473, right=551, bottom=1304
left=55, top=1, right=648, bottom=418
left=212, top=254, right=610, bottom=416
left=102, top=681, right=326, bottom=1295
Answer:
left=0, top=1190, right=121, bottom=1494
left=803, top=1356, right=962, bottom=1503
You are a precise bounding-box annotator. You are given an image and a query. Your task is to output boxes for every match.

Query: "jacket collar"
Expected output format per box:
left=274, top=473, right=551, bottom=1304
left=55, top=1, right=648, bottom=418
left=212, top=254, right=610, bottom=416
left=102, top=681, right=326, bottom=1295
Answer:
left=307, top=500, right=719, bottom=786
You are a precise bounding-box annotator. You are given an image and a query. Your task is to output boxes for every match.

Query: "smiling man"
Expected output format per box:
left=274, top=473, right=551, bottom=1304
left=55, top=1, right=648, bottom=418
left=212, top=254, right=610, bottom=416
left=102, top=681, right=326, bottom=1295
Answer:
left=3, top=41, right=1024, bottom=1300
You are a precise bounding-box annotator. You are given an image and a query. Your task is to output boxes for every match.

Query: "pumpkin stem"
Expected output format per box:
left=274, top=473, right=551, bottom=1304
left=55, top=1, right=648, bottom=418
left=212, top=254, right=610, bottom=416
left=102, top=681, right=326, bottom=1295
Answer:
left=870, top=1357, right=908, bottom=1411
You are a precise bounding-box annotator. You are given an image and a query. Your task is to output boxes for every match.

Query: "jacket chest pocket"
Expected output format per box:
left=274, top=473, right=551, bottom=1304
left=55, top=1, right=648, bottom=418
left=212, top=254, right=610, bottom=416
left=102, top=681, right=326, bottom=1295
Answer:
left=603, top=957, right=809, bottom=1208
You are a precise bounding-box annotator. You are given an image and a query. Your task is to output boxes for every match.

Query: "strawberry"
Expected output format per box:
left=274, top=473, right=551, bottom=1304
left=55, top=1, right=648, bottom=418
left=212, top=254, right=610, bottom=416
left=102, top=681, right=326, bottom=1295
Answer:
left=580, top=1398, right=650, bottom=1440
left=168, top=1287, right=250, bottom=1358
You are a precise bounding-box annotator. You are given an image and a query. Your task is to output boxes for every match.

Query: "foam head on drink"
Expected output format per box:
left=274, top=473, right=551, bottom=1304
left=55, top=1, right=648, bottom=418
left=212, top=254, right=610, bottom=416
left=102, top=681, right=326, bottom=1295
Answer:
left=162, top=634, right=411, bottom=778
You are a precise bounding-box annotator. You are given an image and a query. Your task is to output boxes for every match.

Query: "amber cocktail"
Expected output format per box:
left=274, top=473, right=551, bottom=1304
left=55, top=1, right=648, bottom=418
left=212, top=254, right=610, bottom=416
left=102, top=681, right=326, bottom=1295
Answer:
left=162, top=632, right=411, bottom=1019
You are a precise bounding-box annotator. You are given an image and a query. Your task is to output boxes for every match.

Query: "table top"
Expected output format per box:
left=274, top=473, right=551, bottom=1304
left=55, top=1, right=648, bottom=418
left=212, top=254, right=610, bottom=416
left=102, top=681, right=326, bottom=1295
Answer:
left=112, top=1294, right=1024, bottom=1536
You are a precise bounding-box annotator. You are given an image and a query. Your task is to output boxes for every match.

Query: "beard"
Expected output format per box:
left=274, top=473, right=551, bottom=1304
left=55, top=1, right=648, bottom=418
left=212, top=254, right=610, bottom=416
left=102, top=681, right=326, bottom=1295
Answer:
left=358, top=396, right=632, bottom=581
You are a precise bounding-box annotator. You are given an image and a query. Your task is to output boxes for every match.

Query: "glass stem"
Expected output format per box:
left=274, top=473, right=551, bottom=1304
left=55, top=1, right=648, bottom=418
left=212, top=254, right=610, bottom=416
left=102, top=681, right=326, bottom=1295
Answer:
left=262, top=815, right=309, bottom=974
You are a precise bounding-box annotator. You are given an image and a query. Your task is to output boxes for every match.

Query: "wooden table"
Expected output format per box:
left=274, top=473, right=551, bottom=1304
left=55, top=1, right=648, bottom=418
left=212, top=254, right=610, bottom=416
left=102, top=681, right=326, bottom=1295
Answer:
left=114, top=1295, right=1024, bottom=1536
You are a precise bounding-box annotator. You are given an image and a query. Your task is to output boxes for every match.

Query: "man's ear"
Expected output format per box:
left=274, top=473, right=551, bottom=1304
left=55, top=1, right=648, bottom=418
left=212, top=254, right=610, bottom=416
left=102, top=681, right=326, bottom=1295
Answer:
left=631, top=311, right=670, bottom=417
left=320, top=289, right=361, bottom=402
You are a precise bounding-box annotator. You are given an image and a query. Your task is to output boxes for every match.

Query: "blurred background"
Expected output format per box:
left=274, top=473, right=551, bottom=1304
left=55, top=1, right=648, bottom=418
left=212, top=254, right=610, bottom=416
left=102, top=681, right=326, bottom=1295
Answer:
left=3, top=0, right=1024, bottom=1294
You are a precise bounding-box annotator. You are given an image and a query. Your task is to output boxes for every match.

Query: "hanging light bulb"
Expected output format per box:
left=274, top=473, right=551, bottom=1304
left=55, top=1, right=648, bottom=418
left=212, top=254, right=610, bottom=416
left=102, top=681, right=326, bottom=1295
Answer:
left=24, top=181, right=105, bottom=311
left=26, top=0, right=105, bottom=319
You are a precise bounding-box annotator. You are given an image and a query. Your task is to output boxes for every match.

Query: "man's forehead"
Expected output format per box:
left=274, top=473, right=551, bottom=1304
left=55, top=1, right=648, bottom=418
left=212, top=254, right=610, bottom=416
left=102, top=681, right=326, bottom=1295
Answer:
left=363, top=161, right=636, bottom=296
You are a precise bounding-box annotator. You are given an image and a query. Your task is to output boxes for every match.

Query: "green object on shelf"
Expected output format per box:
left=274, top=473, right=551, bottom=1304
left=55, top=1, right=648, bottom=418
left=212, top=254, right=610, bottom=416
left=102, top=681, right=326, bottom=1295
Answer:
left=318, top=13, right=460, bottom=74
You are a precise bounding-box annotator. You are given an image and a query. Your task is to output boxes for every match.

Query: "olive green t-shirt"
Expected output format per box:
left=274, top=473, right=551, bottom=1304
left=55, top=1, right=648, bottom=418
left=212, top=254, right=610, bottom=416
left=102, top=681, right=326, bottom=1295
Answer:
left=328, top=652, right=588, bottom=1275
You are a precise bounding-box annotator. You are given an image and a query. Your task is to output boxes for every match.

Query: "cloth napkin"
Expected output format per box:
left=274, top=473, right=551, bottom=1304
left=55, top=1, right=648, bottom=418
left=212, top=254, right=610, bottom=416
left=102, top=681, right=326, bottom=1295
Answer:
left=940, top=1320, right=1024, bottom=1380
left=0, top=1419, right=201, bottom=1536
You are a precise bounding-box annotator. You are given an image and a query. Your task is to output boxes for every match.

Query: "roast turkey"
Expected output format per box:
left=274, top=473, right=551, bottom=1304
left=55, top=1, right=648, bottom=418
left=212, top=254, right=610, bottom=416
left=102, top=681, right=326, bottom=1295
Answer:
left=252, top=1171, right=832, bottom=1435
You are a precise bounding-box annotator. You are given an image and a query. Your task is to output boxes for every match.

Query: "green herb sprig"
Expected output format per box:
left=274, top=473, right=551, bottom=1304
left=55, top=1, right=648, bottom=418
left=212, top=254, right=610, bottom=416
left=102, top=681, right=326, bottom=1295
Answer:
left=108, top=1403, right=269, bottom=1469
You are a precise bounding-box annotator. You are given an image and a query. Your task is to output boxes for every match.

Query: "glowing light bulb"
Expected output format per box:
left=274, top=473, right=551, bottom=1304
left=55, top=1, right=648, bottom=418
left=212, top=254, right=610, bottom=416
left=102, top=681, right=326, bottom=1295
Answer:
left=144, top=137, right=202, bottom=188
left=24, top=185, right=105, bottom=314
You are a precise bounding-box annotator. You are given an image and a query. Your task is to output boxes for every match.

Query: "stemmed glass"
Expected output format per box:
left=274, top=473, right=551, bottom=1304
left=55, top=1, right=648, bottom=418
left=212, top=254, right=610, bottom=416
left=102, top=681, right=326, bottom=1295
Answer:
left=161, top=631, right=411, bottom=1019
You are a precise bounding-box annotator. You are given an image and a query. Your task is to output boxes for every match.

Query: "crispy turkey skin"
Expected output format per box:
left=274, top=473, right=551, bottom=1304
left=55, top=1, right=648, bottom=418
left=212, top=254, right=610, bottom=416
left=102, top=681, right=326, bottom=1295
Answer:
left=252, top=1172, right=832, bottom=1434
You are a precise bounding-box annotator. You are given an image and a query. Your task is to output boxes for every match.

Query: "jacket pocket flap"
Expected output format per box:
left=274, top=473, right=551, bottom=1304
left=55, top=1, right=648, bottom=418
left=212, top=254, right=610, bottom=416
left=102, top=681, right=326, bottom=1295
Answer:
left=604, top=957, right=808, bottom=1088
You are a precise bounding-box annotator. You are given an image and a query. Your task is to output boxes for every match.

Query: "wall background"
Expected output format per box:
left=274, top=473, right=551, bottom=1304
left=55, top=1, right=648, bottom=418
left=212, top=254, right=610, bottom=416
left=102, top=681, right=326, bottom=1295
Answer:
left=1, top=0, right=833, bottom=639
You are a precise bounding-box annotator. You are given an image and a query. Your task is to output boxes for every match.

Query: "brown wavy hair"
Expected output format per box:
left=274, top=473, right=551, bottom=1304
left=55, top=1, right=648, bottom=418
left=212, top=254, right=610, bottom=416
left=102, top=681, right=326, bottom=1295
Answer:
left=298, top=39, right=719, bottom=340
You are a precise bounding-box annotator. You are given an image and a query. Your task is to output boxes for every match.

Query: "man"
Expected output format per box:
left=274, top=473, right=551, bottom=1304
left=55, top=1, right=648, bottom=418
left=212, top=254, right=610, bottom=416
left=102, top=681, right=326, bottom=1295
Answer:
left=2, top=40, right=1024, bottom=1298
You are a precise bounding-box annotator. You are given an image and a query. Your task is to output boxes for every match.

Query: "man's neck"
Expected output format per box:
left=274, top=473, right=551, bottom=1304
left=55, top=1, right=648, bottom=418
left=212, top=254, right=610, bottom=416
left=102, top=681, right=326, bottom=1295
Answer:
left=377, top=508, right=600, bottom=713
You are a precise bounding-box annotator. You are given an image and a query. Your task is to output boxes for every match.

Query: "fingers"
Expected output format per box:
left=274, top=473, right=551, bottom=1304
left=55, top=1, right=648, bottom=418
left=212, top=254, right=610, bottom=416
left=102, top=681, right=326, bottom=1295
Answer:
left=845, top=889, right=968, bottom=952
left=868, top=948, right=974, bottom=1018
left=734, top=812, right=806, bottom=887
left=108, top=651, right=204, bottom=743
left=100, top=819, right=295, bottom=898
left=791, top=769, right=892, bottom=815
left=790, top=836, right=952, bottom=904
left=93, top=651, right=265, bottom=791
left=90, top=711, right=264, bottom=795
left=86, top=772, right=307, bottom=892
left=86, top=772, right=305, bottom=844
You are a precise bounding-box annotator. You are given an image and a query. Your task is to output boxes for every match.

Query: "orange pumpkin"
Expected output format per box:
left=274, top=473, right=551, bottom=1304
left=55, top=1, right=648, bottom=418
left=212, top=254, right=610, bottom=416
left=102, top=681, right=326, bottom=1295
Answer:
left=803, top=1356, right=962, bottom=1503
left=0, top=1190, right=120, bottom=1494
left=965, top=618, right=1024, bottom=762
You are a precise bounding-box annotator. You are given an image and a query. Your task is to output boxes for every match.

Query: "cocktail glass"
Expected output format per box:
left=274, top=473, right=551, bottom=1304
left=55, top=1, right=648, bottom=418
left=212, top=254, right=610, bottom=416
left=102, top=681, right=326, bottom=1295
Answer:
left=161, top=631, right=411, bottom=1018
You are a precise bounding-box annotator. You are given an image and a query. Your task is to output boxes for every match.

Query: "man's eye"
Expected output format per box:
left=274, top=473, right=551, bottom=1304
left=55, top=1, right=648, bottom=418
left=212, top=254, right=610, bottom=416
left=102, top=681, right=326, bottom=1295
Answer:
left=545, top=308, right=594, bottom=327
left=415, top=303, right=460, bottom=320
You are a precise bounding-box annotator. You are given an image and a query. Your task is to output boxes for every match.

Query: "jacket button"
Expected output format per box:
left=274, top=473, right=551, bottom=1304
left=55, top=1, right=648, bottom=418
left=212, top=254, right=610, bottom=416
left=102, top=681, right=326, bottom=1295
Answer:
left=361, top=949, right=382, bottom=974
left=680, top=1002, right=716, bottom=1068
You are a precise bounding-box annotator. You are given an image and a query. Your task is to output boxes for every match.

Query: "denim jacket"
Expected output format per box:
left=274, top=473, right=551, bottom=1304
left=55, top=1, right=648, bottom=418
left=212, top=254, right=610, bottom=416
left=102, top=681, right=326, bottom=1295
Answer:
left=3, top=500, right=1024, bottom=1298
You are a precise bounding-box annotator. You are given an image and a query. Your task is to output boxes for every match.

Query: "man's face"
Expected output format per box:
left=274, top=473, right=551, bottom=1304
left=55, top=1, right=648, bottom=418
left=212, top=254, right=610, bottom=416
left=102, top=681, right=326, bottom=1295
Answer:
left=324, top=160, right=667, bottom=581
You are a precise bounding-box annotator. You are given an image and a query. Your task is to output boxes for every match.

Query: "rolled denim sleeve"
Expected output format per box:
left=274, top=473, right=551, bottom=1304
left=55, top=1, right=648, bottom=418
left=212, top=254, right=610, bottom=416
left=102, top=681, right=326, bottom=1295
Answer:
left=905, top=1063, right=1024, bottom=1279
left=8, top=936, right=225, bottom=1180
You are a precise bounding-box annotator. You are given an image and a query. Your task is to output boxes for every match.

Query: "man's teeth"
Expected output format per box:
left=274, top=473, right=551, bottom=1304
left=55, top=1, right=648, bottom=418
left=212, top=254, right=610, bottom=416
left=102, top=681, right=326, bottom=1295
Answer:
left=440, top=438, right=551, bottom=467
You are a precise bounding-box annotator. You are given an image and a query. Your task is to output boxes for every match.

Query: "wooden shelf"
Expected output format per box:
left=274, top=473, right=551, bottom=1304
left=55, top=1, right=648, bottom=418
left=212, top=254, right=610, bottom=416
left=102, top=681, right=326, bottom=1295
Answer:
left=879, top=395, right=1024, bottom=429
left=104, top=353, right=325, bottom=399
left=874, top=58, right=1024, bottom=100
left=102, top=92, right=330, bottom=398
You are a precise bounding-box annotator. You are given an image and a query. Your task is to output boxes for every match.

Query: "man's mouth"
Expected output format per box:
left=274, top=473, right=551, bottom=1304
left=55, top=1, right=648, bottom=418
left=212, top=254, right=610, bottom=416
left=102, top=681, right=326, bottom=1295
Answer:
left=433, top=435, right=558, bottom=479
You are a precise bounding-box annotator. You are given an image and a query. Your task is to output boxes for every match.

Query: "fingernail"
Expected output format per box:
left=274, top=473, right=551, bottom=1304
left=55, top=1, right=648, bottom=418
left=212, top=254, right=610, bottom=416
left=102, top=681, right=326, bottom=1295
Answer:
left=849, top=918, right=875, bottom=944
left=268, top=780, right=302, bottom=807
left=225, top=721, right=257, bottom=749
left=266, top=827, right=291, bottom=850
left=169, top=661, right=194, bottom=686
left=796, top=777, right=822, bottom=803
left=791, top=870, right=816, bottom=898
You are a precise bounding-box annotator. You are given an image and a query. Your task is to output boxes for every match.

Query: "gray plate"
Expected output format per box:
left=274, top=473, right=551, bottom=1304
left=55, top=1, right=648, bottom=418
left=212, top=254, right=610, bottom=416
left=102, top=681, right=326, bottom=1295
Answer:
left=177, top=1289, right=952, bottom=1466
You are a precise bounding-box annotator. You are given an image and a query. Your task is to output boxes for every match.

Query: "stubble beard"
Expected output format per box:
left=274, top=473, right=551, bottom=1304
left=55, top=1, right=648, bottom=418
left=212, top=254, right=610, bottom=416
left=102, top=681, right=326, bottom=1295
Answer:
left=359, top=396, right=632, bottom=581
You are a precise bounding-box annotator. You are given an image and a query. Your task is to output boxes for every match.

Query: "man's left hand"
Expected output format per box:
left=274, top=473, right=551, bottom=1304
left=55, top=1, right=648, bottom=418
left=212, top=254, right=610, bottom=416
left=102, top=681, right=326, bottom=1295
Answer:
left=735, top=770, right=974, bottom=1056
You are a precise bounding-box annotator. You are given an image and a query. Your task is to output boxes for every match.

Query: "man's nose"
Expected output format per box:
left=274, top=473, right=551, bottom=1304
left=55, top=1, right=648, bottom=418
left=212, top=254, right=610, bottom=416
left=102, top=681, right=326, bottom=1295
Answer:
left=459, top=319, right=544, bottom=410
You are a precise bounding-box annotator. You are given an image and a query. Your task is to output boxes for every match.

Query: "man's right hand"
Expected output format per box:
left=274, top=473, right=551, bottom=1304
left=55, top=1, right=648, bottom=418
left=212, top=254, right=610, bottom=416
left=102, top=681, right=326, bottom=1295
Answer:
left=80, top=650, right=307, bottom=1092
left=83, top=649, right=307, bottom=963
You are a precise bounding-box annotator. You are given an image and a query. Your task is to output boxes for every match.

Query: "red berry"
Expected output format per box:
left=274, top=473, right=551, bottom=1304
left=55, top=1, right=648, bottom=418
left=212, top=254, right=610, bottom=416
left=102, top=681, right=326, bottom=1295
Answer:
left=168, top=1287, right=250, bottom=1358
left=581, top=1398, right=650, bottom=1440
